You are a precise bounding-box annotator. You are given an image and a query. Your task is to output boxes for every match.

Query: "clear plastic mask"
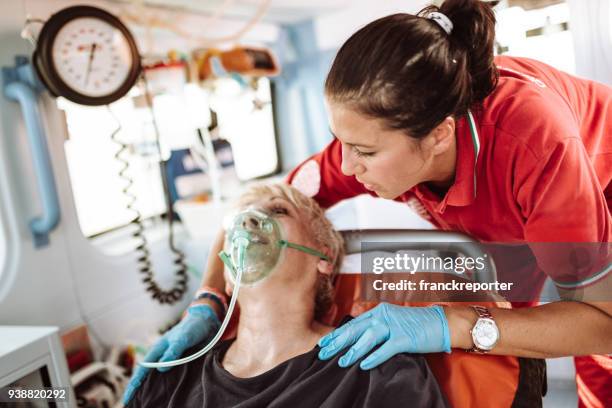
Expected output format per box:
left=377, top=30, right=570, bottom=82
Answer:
left=222, top=209, right=283, bottom=285
left=219, top=208, right=329, bottom=286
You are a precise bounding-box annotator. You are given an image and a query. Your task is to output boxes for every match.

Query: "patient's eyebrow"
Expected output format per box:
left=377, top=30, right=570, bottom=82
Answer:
left=268, top=196, right=297, bottom=213
left=329, top=127, right=375, bottom=148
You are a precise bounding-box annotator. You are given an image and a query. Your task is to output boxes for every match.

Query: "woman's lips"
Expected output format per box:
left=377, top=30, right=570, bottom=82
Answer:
left=358, top=180, right=377, bottom=191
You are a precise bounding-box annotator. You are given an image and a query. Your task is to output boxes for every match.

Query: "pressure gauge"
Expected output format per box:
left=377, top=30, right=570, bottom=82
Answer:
left=33, top=5, right=141, bottom=106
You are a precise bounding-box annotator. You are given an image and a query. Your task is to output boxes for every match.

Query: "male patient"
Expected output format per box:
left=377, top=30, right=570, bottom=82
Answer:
left=127, top=183, right=447, bottom=408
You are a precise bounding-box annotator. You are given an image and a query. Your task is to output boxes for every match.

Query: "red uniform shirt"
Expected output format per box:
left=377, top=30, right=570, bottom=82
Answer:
left=288, top=55, right=612, bottom=291
left=287, top=55, right=612, bottom=408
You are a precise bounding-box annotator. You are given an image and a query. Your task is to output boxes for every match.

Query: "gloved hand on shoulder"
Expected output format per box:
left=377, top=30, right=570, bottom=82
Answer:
left=318, top=303, right=450, bottom=370
left=122, top=304, right=220, bottom=405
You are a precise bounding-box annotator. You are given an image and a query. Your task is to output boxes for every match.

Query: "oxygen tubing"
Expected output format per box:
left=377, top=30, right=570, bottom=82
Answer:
left=138, top=235, right=248, bottom=368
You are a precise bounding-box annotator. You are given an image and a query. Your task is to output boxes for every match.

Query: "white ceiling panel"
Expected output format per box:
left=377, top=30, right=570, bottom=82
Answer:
left=114, top=0, right=352, bottom=23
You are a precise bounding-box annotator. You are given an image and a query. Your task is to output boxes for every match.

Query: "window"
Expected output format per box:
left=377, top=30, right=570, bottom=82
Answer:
left=209, top=77, right=279, bottom=180
left=496, top=1, right=575, bottom=74
left=61, top=92, right=167, bottom=238
left=62, top=75, right=279, bottom=238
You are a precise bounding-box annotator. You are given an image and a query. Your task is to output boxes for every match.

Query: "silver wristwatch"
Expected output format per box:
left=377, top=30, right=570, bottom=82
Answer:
left=467, top=306, right=499, bottom=354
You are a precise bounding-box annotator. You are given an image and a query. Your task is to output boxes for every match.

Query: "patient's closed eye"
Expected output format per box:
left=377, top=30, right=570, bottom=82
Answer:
left=270, top=205, right=288, bottom=215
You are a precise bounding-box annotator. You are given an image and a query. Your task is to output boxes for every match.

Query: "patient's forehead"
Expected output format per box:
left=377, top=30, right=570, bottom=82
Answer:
left=239, top=191, right=297, bottom=211
left=237, top=191, right=312, bottom=231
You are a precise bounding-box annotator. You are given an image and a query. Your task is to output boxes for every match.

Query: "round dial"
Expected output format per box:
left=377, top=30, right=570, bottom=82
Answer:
left=34, top=6, right=141, bottom=106
left=52, top=17, right=133, bottom=97
left=472, top=318, right=499, bottom=349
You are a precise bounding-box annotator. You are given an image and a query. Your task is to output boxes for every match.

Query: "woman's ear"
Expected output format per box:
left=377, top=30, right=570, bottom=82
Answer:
left=317, top=259, right=334, bottom=276
left=421, top=116, right=455, bottom=156
left=431, top=116, right=455, bottom=155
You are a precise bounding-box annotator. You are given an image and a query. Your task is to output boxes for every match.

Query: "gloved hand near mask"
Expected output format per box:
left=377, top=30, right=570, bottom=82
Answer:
left=317, top=303, right=451, bottom=370
left=122, top=304, right=220, bottom=405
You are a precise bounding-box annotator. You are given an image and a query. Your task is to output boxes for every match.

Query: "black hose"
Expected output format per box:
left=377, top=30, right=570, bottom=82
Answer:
left=107, top=73, right=188, bottom=304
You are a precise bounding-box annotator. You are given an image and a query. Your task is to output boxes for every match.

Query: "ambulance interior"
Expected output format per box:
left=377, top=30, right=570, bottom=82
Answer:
left=0, top=0, right=609, bottom=407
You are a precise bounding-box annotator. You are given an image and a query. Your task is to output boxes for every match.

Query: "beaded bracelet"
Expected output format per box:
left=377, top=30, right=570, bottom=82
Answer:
left=193, top=286, right=228, bottom=315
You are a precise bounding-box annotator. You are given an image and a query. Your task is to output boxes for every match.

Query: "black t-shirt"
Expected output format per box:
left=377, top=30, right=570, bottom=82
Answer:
left=128, top=319, right=448, bottom=408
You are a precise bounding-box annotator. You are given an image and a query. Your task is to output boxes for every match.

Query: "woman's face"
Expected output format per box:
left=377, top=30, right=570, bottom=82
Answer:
left=326, top=101, right=438, bottom=199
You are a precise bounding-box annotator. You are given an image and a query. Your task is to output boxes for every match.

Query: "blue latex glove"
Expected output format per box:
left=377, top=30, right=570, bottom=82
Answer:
left=318, top=303, right=451, bottom=370
left=122, top=304, right=220, bottom=405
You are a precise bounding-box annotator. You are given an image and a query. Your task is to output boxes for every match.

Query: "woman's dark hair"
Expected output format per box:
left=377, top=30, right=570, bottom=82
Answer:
left=325, top=0, right=498, bottom=138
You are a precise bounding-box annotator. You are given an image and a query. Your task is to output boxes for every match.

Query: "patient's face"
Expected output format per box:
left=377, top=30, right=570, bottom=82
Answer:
left=227, top=192, right=321, bottom=291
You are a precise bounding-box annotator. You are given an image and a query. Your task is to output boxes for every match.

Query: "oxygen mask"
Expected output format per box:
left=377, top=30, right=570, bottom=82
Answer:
left=219, top=208, right=329, bottom=286
left=220, top=209, right=283, bottom=285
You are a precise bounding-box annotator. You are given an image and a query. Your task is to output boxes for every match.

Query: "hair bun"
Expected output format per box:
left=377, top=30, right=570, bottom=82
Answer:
left=440, top=0, right=498, bottom=102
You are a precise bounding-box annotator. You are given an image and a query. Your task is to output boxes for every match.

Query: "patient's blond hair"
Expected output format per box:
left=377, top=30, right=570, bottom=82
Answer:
left=236, top=183, right=344, bottom=320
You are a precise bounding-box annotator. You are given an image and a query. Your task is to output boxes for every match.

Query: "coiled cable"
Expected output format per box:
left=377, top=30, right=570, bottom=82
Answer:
left=107, top=93, right=188, bottom=305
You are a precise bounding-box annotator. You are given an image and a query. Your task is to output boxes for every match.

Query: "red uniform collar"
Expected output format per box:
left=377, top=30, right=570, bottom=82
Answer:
left=410, top=110, right=481, bottom=214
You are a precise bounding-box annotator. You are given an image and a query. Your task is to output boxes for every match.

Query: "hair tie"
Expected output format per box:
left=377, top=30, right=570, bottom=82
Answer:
left=427, top=11, right=453, bottom=35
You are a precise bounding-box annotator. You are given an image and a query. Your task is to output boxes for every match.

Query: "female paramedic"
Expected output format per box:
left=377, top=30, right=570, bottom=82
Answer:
left=125, top=0, right=612, bottom=406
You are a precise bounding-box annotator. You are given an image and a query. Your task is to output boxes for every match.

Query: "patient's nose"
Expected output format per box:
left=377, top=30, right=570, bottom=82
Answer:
left=242, top=215, right=261, bottom=230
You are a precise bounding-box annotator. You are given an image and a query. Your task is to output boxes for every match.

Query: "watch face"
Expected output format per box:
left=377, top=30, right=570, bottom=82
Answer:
left=472, top=318, right=499, bottom=350
left=51, top=17, right=133, bottom=97
left=34, top=5, right=142, bottom=105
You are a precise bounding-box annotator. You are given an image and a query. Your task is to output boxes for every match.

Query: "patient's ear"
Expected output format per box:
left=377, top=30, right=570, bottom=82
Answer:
left=316, top=246, right=334, bottom=275
left=317, top=259, right=334, bottom=276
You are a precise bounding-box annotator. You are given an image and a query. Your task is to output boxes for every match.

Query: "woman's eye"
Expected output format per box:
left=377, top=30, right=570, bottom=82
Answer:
left=354, top=147, right=375, bottom=158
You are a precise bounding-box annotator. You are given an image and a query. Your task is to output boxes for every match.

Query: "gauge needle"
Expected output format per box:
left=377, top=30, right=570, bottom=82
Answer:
left=84, top=42, right=97, bottom=87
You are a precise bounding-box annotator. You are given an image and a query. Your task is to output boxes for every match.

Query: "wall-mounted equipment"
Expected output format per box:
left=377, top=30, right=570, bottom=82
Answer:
left=196, top=46, right=280, bottom=81
left=32, top=5, right=141, bottom=106
left=7, top=5, right=189, bottom=304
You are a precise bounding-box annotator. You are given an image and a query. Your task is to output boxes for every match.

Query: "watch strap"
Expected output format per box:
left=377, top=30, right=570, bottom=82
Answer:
left=472, top=305, right=493, bottom=319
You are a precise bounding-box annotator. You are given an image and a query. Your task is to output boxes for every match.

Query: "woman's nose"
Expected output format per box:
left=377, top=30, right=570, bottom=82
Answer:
left=340, top=145, right=364, bottom=176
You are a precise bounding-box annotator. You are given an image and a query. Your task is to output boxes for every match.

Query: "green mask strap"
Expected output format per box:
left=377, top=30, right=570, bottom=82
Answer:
left=278, top=239, right=330, bottom=261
